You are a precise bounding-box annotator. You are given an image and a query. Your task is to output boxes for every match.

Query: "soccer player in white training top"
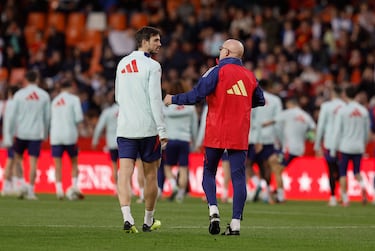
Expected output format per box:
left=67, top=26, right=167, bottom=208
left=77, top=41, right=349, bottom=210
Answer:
left=115, top=26, right=167, bottom=233
left=50, top=80, right=84, bottom=200
left=3, top=70, right=50, bottom=200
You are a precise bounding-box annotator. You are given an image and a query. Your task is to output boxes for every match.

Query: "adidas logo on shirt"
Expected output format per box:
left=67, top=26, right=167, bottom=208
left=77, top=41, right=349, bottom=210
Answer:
left=26, top=91, right=39, bottom=100
left=121, top=59, right=139, bottom=74
left=226, top=80, right=248, bottom=97
left=55, top=98, right=65, bottom=106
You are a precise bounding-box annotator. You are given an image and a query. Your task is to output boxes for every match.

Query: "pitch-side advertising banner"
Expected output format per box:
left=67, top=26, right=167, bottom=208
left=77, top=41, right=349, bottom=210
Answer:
left=0, top=150, right=374, bottom=201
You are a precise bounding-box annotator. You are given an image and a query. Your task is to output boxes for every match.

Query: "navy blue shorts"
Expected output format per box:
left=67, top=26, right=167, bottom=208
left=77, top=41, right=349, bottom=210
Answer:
left=117, top=136, right=161, bottom=162
left=109, top=148, right=119, bottom=162
left=247, top=144, right=260, bottom=163
left=258, top=144, right=277, bottom=161
left=280, top=152, right=297, bottom=167
left=323, top=148, right=338, bottom=163
left=338, top=152, right=362, bottom=177
left=7, top=146, right=15, bottom=158
left=51, top=144, right=79, bottom=158
left=165, top=139, right=189, bottom=166
left=14, top=138, right=42, bottom=157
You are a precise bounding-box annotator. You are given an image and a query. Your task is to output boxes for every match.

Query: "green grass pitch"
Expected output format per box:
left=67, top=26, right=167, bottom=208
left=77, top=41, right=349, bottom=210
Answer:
left=0, top=195, right=374, bottom=251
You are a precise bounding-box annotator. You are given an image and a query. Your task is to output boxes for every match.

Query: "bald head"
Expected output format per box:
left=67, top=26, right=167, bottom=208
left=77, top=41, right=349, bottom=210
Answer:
left=219, top=39, right=244, bottom=60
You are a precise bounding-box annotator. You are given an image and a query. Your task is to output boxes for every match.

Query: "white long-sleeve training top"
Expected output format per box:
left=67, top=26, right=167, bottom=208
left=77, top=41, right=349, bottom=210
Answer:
left=331, top=101, right=370, bottom=155
left=50, top=91, right=83, bottom=145
left=115, top=51, right=167, bottom=139
left=8, top=84, right=50, bottom=142
left=314, top=98, right=345, bottom=151
left=275, top=107, right=316, bottom=156
left=250, top=91, right=283, bottom=145
left=92, top=103, right=119, bottom=149
left=163, top=104, right=198, bottom=144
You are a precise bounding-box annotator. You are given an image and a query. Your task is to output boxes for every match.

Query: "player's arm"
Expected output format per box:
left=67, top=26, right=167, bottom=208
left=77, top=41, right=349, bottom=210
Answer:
left=190, top=106, right=199, bottom=150
left=170, top=67, right=219, bottom=105
left=330, top=111, right=342, bottom=157
left=148, top=63, right=167, bottom=144
left=252, top=84, right=265, bottom=108
left=92, top=111, right=106, bottom=148
left=314, top=104, right=327, bottom=152
left=2, top=102, right=15, bottom=147
left=195, top=104, right=207, bottom=151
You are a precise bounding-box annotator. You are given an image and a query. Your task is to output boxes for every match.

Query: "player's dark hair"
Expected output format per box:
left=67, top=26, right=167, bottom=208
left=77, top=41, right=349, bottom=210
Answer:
left=258, top=79, right=271, bottom=90
left=135, top=26, right=161, bottom=48
left=60, top=80, right=72, bottom=89
left=6, top=86, right=19, bottom=98
left=25, top=70, right=39, bottom=82
left=333, top=85, right=342, bottom=95
left=345, top=85, right=357, bottom=99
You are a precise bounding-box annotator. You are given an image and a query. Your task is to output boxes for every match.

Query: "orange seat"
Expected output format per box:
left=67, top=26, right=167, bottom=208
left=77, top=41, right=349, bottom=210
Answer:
left=130, top=12, right=149, bottom=29
left=65, top=12, right=86, bottom=46
left=77, top=30, right=102, bottom=51
left=0, top=68, right=9, bottom=81
left=108, top=12, right=127, bottom=30
left=67, top=12, right=86, bottom=28
left=27, top=12, right=46, bottom=30
left=24, top=26, right=38, bottom=47
left=9, top=68, right=26, bottom=85
left=47, top=12, right=66, bottom=32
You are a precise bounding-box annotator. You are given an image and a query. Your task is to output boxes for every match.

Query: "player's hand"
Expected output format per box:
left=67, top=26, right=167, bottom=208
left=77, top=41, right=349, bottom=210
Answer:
left=163, top=94, right=173, bottom=106
left=160, top=138, right=168, bottom=150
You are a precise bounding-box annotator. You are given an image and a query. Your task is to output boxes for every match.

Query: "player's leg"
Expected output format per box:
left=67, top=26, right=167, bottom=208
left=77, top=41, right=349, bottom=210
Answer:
left=52, top=145, right=64, bottom=199
left=203, top=147, right=224, bottom=235
left=68, top=145, right=83, bottom=199
left=25, top=140, right=42, bottom=200
left=139, top=136, right=162, bottom=232
left=268, top=152, right=284, bottom=203
left=221, top=150, right=231, bottom=203
left=245, top=144, right=260, bottom=201
left=157, top=151, right=165, bottom=198
left=13, top=138, right=28, bottom=198
left=136, top=157, right=145, bottom=203
left=223, top=149, right=247, bottom=235
left=1, top=148, right=15, bottom=196
left=338, top=153, right=349, bottom=206
left=109, top=149, right=119, bottom=195
left=175, top=141, right=191, bottom=202
left=352, top=154, right=366, bottom=204
left=117, top=137, right=138, bottom=233
left=163, top=140, right=178, bottom=199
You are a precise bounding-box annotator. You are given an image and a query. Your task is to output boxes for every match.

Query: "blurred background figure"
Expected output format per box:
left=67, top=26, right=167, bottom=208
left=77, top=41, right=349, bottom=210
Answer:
left=50, top=80, right=84, bottom=200
left=163, top=80, right=198, bottom=202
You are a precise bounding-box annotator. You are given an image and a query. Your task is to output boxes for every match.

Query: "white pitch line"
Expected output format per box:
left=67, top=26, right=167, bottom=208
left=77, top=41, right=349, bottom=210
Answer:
left=3, top=225, right=375, bottom=230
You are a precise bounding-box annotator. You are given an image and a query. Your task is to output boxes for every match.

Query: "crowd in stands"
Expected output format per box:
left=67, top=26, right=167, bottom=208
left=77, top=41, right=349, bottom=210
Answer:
left=0, top=0, right=374, bottom=145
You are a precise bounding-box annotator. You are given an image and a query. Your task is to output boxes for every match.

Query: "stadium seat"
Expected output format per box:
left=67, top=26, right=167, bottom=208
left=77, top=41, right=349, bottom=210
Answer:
left=27, top=12, right=46, bottom=30
left=47, top=12, right=66, bottom=32
left=78, top=29, right=102, bottom=51
left=130, top=12, right=149, bottom=29
left=24, top=26, right=38, bottom=47
left=9, top=68, right=26, bottom=85
left=0, top=68, right=9, bottom=82
left=108, top=12, right=127, bottom=30
left=65, top=13, right=86, bottom=46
